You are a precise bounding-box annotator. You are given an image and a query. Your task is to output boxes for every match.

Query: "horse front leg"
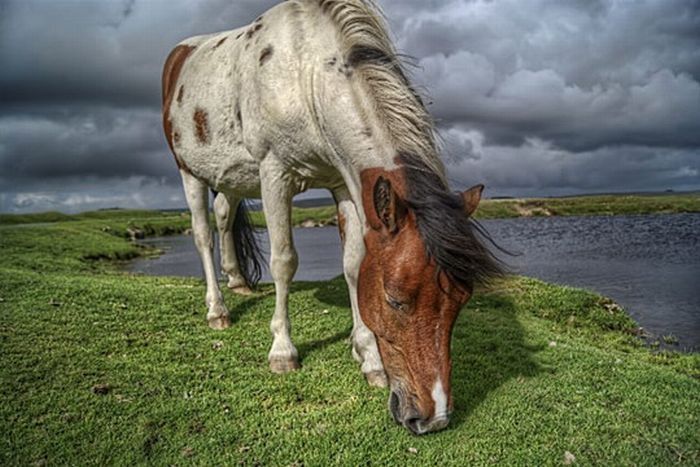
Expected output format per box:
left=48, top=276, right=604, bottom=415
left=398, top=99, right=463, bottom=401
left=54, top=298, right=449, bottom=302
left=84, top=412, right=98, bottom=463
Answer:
left=334, top=188, right=387, bottom=388
left=259, top=157, right=300, bottom=373
left=180, top=171, right=230, bottom=330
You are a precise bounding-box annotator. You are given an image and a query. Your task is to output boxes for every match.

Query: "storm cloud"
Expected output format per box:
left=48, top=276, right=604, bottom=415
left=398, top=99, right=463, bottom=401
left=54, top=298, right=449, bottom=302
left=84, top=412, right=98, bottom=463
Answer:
left=1, top=0, right=698, bottom=212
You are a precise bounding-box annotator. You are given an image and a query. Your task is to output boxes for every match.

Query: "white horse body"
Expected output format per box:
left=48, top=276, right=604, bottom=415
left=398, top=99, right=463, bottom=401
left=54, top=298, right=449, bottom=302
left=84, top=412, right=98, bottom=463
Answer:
left=164, top=0, right=407, bottom=384
left=169, top=2, right=396, bottom=201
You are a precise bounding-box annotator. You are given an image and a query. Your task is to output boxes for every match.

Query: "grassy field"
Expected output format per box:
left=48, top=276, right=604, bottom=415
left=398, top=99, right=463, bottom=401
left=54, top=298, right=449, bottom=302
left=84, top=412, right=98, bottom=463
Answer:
left=1, top=192, right=698, bottom=229
left=475, top=192, right=700, bottom=220
left=1, top=213, right=699, bottom=465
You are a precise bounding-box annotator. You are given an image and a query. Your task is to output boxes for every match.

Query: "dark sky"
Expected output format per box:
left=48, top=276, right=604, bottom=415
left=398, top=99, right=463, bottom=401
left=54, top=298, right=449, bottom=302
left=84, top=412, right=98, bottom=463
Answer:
left=1, top=0, right=699, bottom=213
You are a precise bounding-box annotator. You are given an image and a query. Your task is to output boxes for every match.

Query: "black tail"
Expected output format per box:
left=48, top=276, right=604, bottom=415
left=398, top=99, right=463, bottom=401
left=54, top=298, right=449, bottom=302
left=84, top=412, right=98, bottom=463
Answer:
left=233, top=200, right=265, bottom=288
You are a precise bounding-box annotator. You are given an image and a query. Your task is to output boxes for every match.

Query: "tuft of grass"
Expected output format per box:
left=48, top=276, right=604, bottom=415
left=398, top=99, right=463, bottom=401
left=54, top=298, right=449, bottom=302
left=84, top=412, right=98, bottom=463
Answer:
left=663, top=335, right=680, bottom=345
left=1, top=215, right=699, bottom=465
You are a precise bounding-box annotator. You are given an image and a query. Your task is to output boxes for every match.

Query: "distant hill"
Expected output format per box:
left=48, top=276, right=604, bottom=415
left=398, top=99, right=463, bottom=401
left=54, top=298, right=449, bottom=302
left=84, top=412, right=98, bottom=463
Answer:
left=292, top=197, right=335, bottom=209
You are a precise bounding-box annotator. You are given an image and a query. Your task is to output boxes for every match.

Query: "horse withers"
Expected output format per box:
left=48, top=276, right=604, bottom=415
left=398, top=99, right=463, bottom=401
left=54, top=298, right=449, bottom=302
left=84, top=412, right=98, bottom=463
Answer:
left=162, top=0, right=503, bottom=435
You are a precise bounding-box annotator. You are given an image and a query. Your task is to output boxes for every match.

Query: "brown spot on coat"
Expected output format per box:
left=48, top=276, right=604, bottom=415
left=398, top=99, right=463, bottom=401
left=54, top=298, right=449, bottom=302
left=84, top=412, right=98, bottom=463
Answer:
left=176, top=86, right=185, bottom=104
left=325, top=57, right=339, bottom=71
left=338, top=62, right=353, bottom=78
left=213, top=36, right=227, bottom=49
left=193, top=109, right=210, bottom=145
left=162, top=44, right=195, bottom=172
left=337, top=210, right=347, bottom=246
left=246, top=23, right=263, bottom=40
left=259, top=46, right=273, bottom=66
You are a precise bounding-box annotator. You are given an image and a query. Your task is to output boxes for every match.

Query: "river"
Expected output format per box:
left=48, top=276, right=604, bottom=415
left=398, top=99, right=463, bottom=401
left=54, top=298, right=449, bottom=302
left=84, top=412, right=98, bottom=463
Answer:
left=126, top=213, right=700, bottom=350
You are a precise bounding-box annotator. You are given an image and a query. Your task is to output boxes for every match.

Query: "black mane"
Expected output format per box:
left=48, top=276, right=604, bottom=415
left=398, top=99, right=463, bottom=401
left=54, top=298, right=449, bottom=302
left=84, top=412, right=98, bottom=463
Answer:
left=399, top=153, right=506, bottom=290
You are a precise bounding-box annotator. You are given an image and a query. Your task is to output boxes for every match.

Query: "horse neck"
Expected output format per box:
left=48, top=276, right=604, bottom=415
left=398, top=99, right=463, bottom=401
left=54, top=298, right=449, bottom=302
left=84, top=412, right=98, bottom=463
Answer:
left=315, top=89, right=401, bottom=228
left=335, top=135, right=400, bottom=231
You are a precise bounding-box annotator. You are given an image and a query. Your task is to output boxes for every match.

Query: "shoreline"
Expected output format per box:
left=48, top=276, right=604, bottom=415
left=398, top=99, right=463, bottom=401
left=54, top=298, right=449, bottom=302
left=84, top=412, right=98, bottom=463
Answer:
left=1, top=212, right=696, bottom=356
left=124, top=222, right=697, bottom=353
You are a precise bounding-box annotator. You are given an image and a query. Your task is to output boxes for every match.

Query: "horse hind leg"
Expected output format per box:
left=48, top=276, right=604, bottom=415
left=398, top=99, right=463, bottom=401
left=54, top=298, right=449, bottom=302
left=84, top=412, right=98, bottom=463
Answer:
left=180, top=170, right=230, bottom=330
left=213, top=193, right=254, bottom=296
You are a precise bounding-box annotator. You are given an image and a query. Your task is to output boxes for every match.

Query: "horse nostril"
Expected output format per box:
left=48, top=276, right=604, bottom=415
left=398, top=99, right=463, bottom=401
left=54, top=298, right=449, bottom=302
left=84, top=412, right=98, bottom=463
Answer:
left=404, top=416, right=422, bottom=435
left=389, top=391, right=401, bottom=424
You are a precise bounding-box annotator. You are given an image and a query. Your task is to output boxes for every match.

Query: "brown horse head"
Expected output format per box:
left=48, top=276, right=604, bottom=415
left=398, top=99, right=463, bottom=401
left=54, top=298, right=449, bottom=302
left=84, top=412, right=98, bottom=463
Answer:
left=358, top=156, right=503, bottom=435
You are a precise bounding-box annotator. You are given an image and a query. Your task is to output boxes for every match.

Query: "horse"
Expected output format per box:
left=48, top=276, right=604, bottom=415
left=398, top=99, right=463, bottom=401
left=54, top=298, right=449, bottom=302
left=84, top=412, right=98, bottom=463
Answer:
left=162, top=0, right=503, bottom=435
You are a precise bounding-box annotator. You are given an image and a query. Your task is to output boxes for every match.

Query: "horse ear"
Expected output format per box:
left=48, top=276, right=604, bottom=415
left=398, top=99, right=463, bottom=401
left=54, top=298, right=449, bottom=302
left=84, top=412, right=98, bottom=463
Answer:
left=373, top=176, right=407, bottom=233
left=461, top=184, right=485, bottom=216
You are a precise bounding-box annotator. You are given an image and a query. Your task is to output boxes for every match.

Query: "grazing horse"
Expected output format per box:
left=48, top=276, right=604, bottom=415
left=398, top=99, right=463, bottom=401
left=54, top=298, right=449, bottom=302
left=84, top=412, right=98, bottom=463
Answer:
left=162, top=0, right=503, bottom=435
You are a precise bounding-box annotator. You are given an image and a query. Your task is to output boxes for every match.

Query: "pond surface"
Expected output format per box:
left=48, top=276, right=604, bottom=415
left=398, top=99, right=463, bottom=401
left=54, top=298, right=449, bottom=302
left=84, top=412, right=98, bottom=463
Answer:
left=126, top=213, right=700, bottom=350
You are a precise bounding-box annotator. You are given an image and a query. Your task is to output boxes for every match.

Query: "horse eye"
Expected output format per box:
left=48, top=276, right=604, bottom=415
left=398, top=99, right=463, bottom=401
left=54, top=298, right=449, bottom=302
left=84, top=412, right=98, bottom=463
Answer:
left=385, top=294, right=406, bottom=312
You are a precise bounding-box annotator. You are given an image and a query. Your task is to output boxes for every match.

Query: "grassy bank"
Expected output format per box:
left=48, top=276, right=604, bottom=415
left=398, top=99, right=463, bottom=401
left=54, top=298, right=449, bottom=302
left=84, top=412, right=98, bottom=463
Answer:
left=1, top=216, right=699, bottom=465
left=2, top=192, right=698, bottom=229
left=475, top=192, right=700, bottom=220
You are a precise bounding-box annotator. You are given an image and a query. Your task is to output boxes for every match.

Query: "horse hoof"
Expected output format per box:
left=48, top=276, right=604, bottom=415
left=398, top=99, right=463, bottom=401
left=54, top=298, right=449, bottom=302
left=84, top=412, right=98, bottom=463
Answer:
left=208, top=315, right=230, bottom=330
left=365, top=370, right=388, bottom=388
left=230, top=286, right=253, bottom=296
left=269, top=357, right=300, bottom=374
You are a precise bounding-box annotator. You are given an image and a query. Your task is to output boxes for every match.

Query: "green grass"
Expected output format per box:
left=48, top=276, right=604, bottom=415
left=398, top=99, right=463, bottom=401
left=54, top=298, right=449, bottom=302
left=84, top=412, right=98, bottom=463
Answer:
left=1, top=216, right=699, bottom=465
left=0, top=209, right=189, bottom=227
left=474, top=193, right=700, bottom=219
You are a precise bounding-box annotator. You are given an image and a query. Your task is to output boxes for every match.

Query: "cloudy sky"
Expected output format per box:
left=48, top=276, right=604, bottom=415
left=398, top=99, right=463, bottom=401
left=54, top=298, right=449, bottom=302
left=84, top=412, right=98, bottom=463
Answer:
left=1, top=0, right=699, bottom=213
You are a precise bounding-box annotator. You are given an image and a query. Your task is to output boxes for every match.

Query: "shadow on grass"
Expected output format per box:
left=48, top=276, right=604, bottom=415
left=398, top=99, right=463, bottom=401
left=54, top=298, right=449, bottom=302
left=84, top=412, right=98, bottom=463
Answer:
left=226, top=277, right=352, bottom=359
left=303, top=276, right=542, bottom=428
left=227, top=290, right=271, bottom=326
left=296, top=329, right=352, bottom=361
left=233, top=276, right=540, bottom=428
left=229, top=275, right=350, bottom=325
left=306, top=275, right=350, bottom=309
left=294, top=277, right=352, bottom=360
left=450, top=291, right=543, bottom=429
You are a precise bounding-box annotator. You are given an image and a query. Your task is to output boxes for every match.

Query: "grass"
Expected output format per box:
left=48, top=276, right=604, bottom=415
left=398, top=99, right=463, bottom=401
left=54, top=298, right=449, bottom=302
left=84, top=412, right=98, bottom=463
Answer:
left=2, top=192, right=698, bottom=229
left=1, top=214, right=699, bottom=465
left=475, top=192, right=700, bottom=219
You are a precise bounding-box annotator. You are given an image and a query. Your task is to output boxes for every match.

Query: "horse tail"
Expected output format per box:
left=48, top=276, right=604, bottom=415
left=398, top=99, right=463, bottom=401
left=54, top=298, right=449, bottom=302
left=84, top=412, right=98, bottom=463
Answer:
left=233, top=200, right=264, bottom=289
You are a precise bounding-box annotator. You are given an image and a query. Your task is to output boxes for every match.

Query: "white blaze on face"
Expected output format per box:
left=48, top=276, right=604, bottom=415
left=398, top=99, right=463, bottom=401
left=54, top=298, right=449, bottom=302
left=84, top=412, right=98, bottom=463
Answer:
left=431, top=377, right=448, bottom=419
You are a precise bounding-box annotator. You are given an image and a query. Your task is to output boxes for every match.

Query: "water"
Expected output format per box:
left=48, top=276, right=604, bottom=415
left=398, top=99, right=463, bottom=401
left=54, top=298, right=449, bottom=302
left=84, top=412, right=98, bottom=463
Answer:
left=126, top=214, right=700, bottom=350
left=128, top=227, right=343, bottom=282
left=481, top=214, right=699, bottom=350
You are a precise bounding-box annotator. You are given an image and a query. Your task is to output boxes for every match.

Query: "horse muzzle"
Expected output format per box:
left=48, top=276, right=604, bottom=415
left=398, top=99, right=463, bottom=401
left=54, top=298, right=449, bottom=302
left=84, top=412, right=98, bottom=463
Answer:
left=389, top=390, right=450, bottom=435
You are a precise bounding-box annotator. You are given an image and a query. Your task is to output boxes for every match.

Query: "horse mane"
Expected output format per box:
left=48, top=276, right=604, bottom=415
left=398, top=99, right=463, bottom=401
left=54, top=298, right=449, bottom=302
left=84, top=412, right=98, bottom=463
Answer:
left=317, top=0, right=445, bottom=183
left=399, top=153, right=506, bottom=288
left=317, top=1, right=505, bottom=287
